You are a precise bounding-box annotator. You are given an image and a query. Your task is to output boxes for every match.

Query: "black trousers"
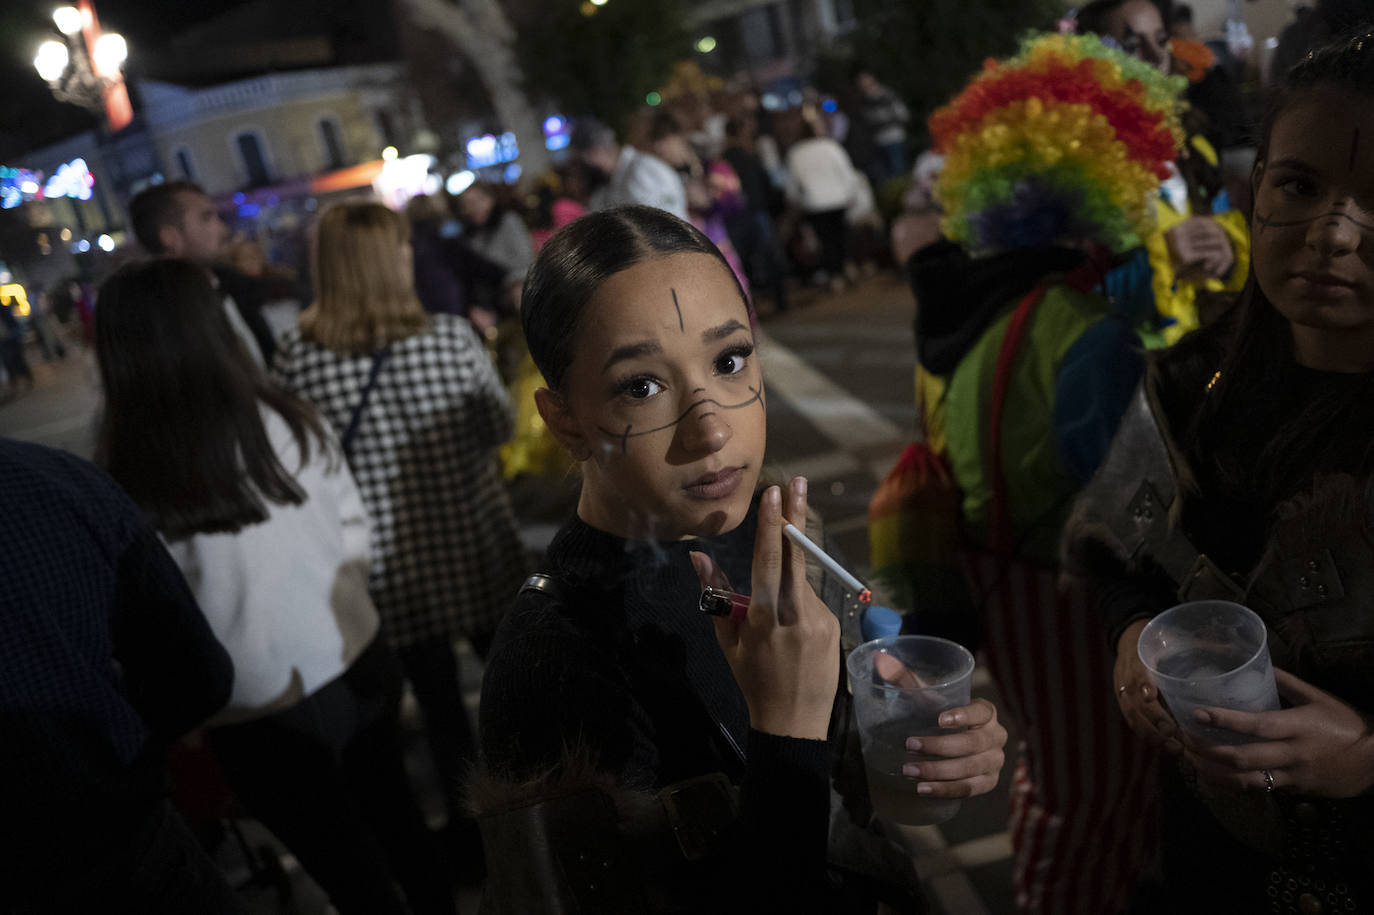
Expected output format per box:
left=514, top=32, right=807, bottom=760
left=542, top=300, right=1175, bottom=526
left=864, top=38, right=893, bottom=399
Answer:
left=16, top=797, right=243, bottom=915
left=806, top=208, right=849, bottom=276
left=209, top=639, right=455, bottom=915
left=398, top=635, right=482, bottom=823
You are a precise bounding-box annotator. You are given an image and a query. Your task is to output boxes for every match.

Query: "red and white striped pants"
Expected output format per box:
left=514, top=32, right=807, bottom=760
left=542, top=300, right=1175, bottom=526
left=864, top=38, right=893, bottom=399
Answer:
left=965, top=555, right=1159, bottom=915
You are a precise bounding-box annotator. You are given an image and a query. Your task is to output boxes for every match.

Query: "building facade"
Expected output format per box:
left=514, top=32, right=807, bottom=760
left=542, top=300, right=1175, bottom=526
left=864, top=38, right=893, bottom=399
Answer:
left=142, top=62, right=421, bottom=197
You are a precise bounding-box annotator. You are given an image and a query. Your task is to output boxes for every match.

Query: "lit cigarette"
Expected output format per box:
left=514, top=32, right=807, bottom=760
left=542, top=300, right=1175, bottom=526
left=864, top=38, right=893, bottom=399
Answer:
left=783, top=523, right=871, bottom=602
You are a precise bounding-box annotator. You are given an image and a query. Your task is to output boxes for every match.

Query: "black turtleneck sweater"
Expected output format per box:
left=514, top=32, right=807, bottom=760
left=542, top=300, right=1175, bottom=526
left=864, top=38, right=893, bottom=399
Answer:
left=479, top=502, right=834, bottom=907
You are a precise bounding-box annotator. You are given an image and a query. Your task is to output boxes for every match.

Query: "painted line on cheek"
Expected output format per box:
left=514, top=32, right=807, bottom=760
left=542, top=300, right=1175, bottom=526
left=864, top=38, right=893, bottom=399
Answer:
left=672, top=288, right=684, bottom=333
left=1256, top=210, right=1374, bottom=232
left=596, top=386, right=764, bottom=451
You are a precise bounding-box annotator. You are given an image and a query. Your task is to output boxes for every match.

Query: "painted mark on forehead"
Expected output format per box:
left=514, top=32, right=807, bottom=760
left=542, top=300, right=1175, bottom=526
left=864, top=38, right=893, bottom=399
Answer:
left=671, top=288, right=684, bottom=333
left=599, top=385, right=765, bottom=455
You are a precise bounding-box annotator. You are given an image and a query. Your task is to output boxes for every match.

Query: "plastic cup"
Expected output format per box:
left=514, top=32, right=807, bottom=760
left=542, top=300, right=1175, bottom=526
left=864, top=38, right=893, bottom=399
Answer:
left=846, top=635, right=975, bottom=826
left=1137, top=600, right=1280, bottom=745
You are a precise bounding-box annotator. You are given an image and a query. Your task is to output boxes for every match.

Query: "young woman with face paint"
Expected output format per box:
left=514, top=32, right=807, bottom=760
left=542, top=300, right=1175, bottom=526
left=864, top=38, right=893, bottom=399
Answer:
left=1065, top=33, right=1374, bottom=911
left=476, top=206, right=1007, bottom=912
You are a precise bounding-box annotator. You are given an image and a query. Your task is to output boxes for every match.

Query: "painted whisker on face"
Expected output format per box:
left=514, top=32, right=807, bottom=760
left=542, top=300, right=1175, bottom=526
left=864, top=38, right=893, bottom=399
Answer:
left=1255, top=210, right=1374, bottom=232
left=599, top=385, right=765, bottom=454
left=672, top=288, right=684, bottom=333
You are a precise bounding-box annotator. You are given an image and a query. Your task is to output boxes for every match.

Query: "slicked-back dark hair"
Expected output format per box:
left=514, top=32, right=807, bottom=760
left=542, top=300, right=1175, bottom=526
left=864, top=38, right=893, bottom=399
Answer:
left=1183, top=29, right=1374, bottom=506
left=520, top=205, right=748, bottom=392
left=95, top=258, right=328, bottom=539
left=128, top=179, right=207, bottom=254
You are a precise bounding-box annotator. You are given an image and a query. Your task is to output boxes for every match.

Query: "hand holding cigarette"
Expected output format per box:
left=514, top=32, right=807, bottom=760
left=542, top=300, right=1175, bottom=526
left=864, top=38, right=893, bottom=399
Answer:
left=690, top=477, right=840, bottom=740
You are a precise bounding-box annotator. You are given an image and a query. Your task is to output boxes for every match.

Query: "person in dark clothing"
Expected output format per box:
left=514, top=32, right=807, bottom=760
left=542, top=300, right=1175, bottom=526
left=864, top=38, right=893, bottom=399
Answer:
left=1063, top=33, right=1374, bottom=912
left=475, top=206, right=1007, bottom=913
left=129, top=180, right=278, bottom=363
left=721, top=117, right=789, bottom=312
left=0, top=437, right=240, bottom=914
left=0, top=291, right=33, bottom=392
left=854, top=70, right=911, bottom=185
left=404, top=192, right=508, bottom=330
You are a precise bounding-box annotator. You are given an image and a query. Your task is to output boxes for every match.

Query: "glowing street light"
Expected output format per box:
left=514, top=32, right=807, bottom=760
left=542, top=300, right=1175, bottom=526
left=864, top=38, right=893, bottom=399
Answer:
left=92, top=32, right=127, bottom=73
left=33, top=2, right=132, bottom=130
left=52, top=6, right=83, bottom=36
left=696, top=36, right=717, bottom=53
left=33, top=40, right=69, bottom=82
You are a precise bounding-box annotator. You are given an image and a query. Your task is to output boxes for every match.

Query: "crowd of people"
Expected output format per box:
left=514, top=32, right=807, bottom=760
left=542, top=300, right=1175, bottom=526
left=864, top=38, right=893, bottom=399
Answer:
left=2, top=1, right=1372, bottom=913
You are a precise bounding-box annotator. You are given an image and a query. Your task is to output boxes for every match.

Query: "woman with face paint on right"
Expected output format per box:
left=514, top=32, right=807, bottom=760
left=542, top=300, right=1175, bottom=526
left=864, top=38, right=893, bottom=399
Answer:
left=1065, top=32, right=1374, bottom=912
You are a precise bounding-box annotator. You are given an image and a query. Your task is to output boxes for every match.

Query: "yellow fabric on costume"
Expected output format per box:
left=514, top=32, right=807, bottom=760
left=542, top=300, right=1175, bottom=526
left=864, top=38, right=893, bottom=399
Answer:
left=500, top=351, right=573, bottom=481
left=915, top=364, right=947, bottom=454
left=1143, top=136, right=1250, bottom=345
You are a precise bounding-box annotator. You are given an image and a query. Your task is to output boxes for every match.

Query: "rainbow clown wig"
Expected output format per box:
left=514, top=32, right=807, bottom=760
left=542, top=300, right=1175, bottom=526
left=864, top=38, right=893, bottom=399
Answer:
left=930, top=32, right=1187, bottom=256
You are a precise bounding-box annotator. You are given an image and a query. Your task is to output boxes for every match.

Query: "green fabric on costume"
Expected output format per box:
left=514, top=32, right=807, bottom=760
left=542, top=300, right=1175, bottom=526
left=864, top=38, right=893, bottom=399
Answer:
left=942, top=283, right=1106, bottom=565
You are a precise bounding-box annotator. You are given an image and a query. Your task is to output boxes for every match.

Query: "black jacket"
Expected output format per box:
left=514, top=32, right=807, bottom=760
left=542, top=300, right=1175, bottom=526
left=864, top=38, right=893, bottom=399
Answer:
left=0, top=439, right=233, bottom=899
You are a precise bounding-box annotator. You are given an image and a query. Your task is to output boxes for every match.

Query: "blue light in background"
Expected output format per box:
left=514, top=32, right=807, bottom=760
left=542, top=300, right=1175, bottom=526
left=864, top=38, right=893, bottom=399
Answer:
left=238, top=203, right=261, bottom=218
left=822, top=99, right=838, bottom=113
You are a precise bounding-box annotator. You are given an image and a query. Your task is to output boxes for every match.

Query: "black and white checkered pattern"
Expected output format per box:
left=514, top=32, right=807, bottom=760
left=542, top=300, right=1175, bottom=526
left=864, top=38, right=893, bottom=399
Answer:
left=273, top=315, right=526, bottom=647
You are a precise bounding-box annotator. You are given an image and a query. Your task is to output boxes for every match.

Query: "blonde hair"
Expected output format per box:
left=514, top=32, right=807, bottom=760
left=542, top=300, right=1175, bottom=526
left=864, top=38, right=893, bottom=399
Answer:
left=300, top=201, right=430, bottom=352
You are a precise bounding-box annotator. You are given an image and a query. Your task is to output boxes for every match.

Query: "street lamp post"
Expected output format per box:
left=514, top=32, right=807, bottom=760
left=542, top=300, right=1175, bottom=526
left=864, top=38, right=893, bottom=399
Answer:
left=30, top=3, right=131, bottom=283
left=32, top=2, right=131, bottom=131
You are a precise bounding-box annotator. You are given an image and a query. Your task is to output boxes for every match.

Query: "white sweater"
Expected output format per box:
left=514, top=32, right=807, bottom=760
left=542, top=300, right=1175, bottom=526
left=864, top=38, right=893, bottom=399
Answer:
left=785, top=137, right=861, bottom=214
left=164, top=406, right=379, bottom=726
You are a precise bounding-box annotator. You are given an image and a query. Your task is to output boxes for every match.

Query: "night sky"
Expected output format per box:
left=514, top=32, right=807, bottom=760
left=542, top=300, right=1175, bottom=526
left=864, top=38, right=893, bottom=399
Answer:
left=1, top=0, right=249, bottom=159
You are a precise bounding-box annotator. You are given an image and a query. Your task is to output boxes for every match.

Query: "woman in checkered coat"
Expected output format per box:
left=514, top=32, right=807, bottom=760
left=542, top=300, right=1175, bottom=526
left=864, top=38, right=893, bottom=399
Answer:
left=274, top=201, right=526, bottom=847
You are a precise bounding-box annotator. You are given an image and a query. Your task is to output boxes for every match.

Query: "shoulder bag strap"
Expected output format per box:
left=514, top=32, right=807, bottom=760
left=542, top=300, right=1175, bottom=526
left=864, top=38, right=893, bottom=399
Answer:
left=340, top=345, right=391, bottom=460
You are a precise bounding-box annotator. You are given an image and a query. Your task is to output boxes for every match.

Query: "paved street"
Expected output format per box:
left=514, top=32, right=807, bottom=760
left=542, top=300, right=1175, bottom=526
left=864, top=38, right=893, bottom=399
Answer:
left=0, top=272, right=1017, bottom=914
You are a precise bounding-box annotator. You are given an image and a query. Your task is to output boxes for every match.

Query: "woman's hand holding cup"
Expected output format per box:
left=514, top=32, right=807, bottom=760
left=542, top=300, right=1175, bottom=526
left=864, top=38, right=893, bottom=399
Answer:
left=1115, top=620, right=1183, bottom=754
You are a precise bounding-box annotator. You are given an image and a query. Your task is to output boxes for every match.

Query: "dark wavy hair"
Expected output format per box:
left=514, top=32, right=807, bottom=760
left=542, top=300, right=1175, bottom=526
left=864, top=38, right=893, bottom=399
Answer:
left=1182, top=29, right=1374, bottom=504
left=95, top=258, right=328, bottom=539
left=520, top=205, right=747, bottom=392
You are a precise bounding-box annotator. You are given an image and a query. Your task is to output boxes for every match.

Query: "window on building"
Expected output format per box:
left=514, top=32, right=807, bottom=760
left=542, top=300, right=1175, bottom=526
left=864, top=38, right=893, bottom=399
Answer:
left=830, top=0, right=856, bottom=28
left=318, top=118, right=346, bottom=171
left=174, top=147, right=196, bottom=182
left=740, top=4, right=787, bottom=62
left=235, top=132, right=270, bottom=187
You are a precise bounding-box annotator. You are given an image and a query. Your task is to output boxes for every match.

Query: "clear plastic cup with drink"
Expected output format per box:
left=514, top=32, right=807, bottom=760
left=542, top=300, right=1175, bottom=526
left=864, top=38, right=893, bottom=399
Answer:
left=846, top=634, right=975, bottom=826
left=1137, top=600, right=1280, bottom=745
